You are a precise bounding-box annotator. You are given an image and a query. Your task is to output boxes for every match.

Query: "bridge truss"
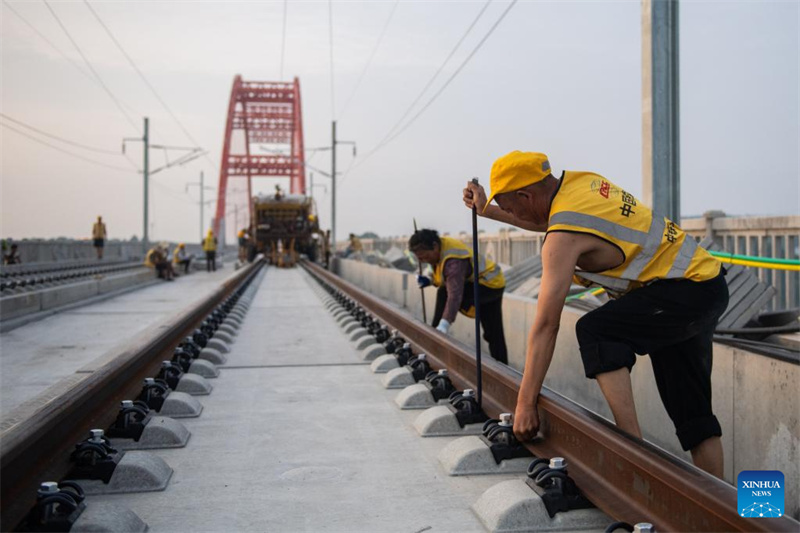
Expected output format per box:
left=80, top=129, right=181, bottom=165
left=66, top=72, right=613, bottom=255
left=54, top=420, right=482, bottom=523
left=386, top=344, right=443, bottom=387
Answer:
left=214, top=76, right=306, bottom=238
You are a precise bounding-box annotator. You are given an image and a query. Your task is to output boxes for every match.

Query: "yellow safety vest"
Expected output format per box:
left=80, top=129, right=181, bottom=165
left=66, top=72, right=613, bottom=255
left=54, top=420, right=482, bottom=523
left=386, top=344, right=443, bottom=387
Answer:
left=144, top=248, right=159, bottom=268
left=92, top=222, right=106, bottom=239
left=547, top=171, right=721, bottom=295
left=432, top=236, right=505, bottom=291
left=173, top=248, right=183, bottom=264
left=203, top=235, right=217, bottom=252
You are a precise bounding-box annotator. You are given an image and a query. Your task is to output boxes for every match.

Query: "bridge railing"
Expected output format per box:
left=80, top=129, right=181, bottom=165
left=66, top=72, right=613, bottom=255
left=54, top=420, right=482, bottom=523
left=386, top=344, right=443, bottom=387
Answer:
left=358, top=213, right=799, bottom=312
left=682, top=213, right=800, bottom=311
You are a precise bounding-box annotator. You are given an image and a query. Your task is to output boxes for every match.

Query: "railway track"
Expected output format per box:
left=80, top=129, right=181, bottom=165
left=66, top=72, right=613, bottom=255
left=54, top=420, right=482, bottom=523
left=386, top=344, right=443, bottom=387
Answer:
left=0, top=260, right=264, bottom=531
left=0, top=260, right=144, bottom=295
left=303, top=260, right=799, bottom=532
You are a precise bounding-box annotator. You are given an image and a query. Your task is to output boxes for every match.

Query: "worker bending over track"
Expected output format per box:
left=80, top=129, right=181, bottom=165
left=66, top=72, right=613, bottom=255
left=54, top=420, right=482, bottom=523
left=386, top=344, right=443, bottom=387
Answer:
left=409, top=229, right=509, bottom=365
left=465, top=151, right=728, bottom=477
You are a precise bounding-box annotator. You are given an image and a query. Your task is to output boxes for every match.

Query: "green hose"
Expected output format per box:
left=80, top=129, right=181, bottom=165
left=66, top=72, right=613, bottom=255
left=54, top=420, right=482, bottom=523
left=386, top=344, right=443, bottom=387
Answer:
left=709, top=250, right=800, bottom=266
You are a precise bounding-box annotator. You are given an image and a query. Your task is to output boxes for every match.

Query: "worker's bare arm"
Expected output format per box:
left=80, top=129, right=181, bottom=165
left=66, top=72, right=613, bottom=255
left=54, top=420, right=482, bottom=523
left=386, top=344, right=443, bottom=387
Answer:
left=463, top=182, right=548, bottom=233
left=513, top=232, right=586, bottom=441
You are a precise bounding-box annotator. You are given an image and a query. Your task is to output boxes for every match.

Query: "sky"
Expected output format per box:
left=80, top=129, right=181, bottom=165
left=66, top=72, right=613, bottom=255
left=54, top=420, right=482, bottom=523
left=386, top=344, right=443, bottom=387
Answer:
left=1, top=0, right=798, bottom=244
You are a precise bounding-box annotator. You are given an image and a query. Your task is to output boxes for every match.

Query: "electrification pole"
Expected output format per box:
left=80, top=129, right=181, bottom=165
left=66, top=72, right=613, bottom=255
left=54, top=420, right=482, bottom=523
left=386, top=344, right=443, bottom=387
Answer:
left=186, top=170, right=214, bottom=245
left=328, top=122, right=355, bottom=251
left=200, top=171, right=204, bottom=243
left=643, top=0, right=680, bottom=221
left=143, top=117, right=150, bottom=253
left=331, top=120, right=337, bottom=247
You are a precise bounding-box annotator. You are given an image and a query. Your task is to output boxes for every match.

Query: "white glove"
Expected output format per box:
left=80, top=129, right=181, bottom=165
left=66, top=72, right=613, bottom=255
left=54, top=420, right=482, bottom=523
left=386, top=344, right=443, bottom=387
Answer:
left=436, top=319, right=451, bottom=335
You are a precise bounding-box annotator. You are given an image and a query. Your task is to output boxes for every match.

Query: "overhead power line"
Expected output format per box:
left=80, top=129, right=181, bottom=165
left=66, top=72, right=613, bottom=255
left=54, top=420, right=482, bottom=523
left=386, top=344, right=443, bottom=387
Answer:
left=346, top=0, right=517, bottom=178
left=2, top=0, right=91, bottom=80
left=374, top=0, right=493, bottom=149
left=82, top=0, right=216, bottom=172
left=2, top=122, right=135, bottom=173
left=1, top=0, right=140, bottom=117
left=382, top=0, right=518, bottom=147
left=43, top=0, right=140, bottom=133
left=338, top=0, right=400, bottom=119
left=0, top=112, right=121, bottom=155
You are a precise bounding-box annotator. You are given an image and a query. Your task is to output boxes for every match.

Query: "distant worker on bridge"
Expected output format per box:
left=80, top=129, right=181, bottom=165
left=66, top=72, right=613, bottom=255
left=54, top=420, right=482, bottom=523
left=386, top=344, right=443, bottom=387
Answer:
left=465, top=151, right=728, bottom=478
left=346, top=233, right=363, bottom=258
left=173, top=243, right=193, bottom=274
left=145, top=244, right=174, bottom=281
left=324, top=230, right=332, bottom=269
left=237, top=228, right=250, bottom=263
left=203, top=229, right=218, bottom=272
left=409, top=229, right=508, bottom=364
left=92, top=216, right=107, bottom=260
left=3, top=243, right=21, bottom=265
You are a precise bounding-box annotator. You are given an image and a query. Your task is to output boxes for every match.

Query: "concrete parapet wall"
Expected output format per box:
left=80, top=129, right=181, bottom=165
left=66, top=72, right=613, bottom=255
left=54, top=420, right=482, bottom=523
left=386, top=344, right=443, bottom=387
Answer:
left=7, top=240, right=238, bottom=265
left=0, top=268, right=155, bottom=323
left=334, top=258, right=800, bottom=519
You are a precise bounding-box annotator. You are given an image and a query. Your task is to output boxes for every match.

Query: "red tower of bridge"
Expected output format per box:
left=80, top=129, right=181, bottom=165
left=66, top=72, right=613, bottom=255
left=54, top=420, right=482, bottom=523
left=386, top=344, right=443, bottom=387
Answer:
left=213, top=76, right=306, bottom=238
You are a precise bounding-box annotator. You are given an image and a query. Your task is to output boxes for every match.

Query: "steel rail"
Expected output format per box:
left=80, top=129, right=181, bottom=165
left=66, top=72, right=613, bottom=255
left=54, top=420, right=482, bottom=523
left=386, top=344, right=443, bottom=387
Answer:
left=1, top=259, right=138, bottom=277
left=303, top=260, right=798, bottom=532
left=0, top=260, right=264, bottom=531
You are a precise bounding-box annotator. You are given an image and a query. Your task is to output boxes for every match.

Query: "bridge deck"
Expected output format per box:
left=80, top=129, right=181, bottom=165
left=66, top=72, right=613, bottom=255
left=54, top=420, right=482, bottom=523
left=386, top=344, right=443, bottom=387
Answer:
left=0, top=268, right=238, bottom=418
left=84, top=268, right=513, bottom=532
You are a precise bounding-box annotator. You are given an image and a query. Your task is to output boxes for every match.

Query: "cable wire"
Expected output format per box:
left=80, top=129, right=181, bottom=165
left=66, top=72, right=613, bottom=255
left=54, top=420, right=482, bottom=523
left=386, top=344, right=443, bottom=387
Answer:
left=0, top=113, right=121, bottom=155
left=338, top=0, right=400, bottom=119
left=82, top=0, right=216, bottom=172
left=348, top=0, right=516, bottom=176
left=373, top=0, right=492, bottom=149
left=43, top=0, right=140, bottom=133
left=2, top=0, right=140, bottom=117
left=2, top=0, right=92, bottom=80
left=280, top=0, right=288, bottom=79
left=2, top=122, right=135, bottom=173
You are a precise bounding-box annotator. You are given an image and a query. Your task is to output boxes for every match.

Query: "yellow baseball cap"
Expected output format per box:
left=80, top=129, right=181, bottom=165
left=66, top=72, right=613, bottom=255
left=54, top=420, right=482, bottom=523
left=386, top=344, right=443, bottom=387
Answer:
left=484, top=151, right=552, bottom=211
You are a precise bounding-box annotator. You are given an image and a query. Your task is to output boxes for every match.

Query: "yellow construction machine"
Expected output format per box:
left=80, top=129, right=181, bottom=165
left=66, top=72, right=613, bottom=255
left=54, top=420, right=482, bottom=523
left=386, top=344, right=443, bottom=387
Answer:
left=249, top=188, right=323, bottom=267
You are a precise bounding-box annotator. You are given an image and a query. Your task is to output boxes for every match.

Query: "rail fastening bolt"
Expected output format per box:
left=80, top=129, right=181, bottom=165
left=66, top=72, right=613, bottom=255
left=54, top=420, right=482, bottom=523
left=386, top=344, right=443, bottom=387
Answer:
left=90, top=429, right=105, bottom=442
left=121, top=400, right=134, bottom=409
left=463, top=389, right=474, bottom=398
left=438, top=369, right=448, bottom=377
left=38, top=482, right=59, bottom=495
left=549, top=457, right=566, bottom=469
left=634, top=523, right=654, bottom=533
left=499, top=413, right=513, bottom=426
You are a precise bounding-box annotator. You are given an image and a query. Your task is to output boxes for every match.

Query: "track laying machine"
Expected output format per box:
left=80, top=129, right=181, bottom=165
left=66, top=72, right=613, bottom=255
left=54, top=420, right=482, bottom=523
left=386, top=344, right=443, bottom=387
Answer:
left=249, top=187, right=324, bottom=267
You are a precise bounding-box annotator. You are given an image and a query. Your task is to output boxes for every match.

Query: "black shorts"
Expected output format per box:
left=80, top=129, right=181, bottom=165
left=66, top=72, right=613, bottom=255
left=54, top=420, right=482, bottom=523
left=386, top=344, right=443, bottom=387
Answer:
left=93, top=239, right=104, bottom=248
left=575, top=271, right=729, bottom=450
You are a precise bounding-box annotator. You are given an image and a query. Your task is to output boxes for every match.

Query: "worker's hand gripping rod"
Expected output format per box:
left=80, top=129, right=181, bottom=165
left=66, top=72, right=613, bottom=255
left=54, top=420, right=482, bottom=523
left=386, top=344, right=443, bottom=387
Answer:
left=470, top=178, right=483, bottom=408
left=413, top=218, right=428, bottom=324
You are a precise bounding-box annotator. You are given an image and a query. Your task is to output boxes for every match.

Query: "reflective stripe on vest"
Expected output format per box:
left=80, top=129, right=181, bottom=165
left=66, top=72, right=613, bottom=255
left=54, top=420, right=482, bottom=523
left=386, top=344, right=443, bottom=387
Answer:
left=547, top=172, right=720, bottom=294
left=432, top=236, right=505, bottom=290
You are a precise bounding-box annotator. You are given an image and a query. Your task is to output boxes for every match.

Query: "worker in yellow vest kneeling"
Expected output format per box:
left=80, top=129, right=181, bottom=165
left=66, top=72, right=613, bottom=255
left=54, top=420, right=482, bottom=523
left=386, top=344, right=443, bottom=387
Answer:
left=409, top=229, right=508, bottom=364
